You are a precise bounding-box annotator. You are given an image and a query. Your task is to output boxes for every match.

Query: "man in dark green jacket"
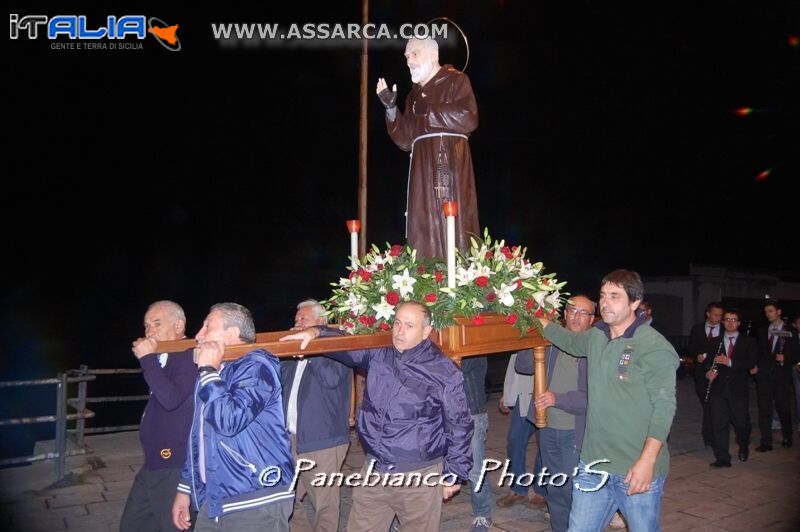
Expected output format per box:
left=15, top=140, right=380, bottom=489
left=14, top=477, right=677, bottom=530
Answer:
left=535, top=270, right=678, bottom=532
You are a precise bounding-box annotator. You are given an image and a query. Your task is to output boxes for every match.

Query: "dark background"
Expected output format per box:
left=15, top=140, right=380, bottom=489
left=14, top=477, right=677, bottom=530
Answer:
left=3, top=2, right=798, bottom=453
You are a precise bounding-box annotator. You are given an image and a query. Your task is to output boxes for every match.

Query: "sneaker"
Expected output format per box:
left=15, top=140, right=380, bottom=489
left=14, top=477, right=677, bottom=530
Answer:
left=495, top=491, right=528, bottom=507
left=609, top=512, right=626, bottom=529
left=527, top=492, right=546, bottom=509
left=472, top=516, right=492, bottom=532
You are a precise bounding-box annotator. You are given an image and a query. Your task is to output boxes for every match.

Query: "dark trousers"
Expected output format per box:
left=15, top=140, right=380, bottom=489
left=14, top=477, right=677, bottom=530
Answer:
left=508, top=399, right=546, bottom=497
left=710, top=384, right=751, bottom=463
left=538, top=427, right=580, bottom=532
left=694, top=380, right=714, bottom=446
left=121, top=467, right=189, bottom=532
left=195, top=500, right=292, bottom=532
left=757, top=372, right=793, bottom=444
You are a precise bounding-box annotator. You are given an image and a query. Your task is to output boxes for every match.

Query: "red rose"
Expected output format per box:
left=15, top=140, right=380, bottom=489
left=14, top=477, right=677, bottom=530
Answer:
left=349, top=311, right=356, bottom=317
left=379, top=321, right=390, bottom=331
left=389, top=244, right=403, bottom=257
left=485, top=251, right=494, bottom=260
left=386, top=291, right=400, bottom=306
left=358, top=269, right=372, bottom=282
left=487, top=292, right=497, bottom=303
left=367, top=315, right=377, bottom=326
left=500, top=246, right=513, bottom=259
left=506, top=313, right=518, bottom=325
left=345, top=321, right=355, bottom=328
left=475, top=276, right=489, bottom=287
left=425, top=293, right=437, bottom=303
left=358, top=315, right=369, bottom=325
left=535, top=308, right=545, bottom=318
left=516, top=279, right=523, bottom=289
left=435, top=271, right=444, bottom=283
left=349, top=271, right=357, bottom=280
left=417, top=265, right=426, bottom=274
left=526, top=298, right=534, bottom=311
left=377, top=263, right=384, bottom=270
left=472, top=315, right=484, bottom=326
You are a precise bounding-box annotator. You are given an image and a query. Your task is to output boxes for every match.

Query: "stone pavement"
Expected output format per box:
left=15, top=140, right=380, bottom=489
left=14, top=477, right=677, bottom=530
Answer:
left=1, top=378, right=798, bottom=531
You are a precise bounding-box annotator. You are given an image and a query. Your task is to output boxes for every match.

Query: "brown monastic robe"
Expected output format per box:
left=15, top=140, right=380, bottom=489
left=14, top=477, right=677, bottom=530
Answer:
left=386, top=65, right=479, bottom=259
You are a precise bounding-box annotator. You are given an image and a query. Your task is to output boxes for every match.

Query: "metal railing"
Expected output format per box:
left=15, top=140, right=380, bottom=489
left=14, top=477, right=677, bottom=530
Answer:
left=0, top=365, right=148, bottom=482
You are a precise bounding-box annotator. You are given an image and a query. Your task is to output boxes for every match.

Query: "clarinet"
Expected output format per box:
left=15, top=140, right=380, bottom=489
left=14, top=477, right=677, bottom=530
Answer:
left=704, top=338, right=725, bottom=403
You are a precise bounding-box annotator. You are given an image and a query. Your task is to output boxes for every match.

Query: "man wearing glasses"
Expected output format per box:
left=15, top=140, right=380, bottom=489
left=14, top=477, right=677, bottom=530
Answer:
left=703, top=310, right=757, bottom=467
left=515, top=295, right=593, bottom=532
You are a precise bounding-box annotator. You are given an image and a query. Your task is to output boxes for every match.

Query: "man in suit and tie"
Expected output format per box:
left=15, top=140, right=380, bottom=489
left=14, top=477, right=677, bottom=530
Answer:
left=755, top=301, right=798, bottom=451
left=687, top=302, right=724, bottom=447
left=704, top=310, right=757, bottom=467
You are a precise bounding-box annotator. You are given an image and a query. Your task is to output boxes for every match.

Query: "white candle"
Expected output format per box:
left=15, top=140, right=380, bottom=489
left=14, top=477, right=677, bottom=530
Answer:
left=443, top=202, right=457, bottom=289
left=346, top=220, right=361, bottom=270
left=350, top=231, right=358, bottom=269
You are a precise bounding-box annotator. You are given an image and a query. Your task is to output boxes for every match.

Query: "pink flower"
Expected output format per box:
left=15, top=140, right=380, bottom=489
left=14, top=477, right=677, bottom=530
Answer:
left=472, top=315, right=484, bottom=326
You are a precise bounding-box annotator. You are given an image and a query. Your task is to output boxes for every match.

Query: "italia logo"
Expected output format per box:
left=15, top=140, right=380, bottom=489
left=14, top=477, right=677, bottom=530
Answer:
left=9, top=14, right=181, bottom=51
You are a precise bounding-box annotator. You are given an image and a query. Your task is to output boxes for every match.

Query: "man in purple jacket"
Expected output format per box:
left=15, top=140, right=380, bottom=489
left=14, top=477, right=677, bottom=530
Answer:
left=121, top=300, right=196, bottom=532
left=282, top=301, right=473, bottom=532
left=516, top=294, right=592, bottom=532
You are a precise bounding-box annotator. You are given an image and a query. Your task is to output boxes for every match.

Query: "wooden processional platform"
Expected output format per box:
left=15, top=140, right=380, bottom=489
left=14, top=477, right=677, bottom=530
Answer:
left=155, top=313, right=551, bottom=427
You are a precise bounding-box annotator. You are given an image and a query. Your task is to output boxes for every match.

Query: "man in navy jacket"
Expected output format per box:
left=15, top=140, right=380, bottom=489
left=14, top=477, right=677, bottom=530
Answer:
left=173, top=303, right=294, bottom=531
left=283, top=301, right=473, bottom=532
left=121, top=300, right=196, bottom=532
left=280, top=299, right=352, bottom=531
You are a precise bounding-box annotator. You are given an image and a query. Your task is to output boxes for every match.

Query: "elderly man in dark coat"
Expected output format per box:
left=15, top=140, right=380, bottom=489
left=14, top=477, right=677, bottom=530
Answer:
left=377, top=37, right=479, bottom=259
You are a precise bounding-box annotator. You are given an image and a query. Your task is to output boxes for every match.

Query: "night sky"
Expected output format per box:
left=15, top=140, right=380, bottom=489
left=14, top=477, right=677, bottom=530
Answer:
left=4, top=1, right=799, bottom=378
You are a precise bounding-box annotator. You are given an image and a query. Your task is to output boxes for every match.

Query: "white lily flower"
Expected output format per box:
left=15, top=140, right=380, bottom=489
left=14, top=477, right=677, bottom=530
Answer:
left=455, top=265, right=475, bottom=287
left=347, top=293, right=366, bottom=315
left=391, top=268, right=417, bottom=298
left=518, top=261, right=536, bottom=279
left=532, top=290, right=548, bottom=307
left=546, top=291, right=561, bottom=308
left=495, top=282, right=517, bottom=306
left=372, top=297, right=395, bottom=321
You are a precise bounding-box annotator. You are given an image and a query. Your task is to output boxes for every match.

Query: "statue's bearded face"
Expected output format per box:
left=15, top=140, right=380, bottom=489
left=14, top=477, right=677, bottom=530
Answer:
left=405, top=40, right=436, bottom=84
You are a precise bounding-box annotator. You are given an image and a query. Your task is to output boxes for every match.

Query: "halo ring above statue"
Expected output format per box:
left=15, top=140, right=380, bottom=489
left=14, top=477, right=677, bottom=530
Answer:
left=426, top=17, right=469, bottom=73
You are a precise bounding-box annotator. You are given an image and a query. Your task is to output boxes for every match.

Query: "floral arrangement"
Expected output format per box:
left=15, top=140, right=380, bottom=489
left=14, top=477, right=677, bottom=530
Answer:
left=323, top=229, right=567, bottom=335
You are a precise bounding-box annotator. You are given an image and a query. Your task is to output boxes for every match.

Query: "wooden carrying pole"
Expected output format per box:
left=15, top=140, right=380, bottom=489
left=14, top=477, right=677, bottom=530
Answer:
left=533, top=346, right=548, bottom=428
left=153, top=315, right=550, bottom=363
